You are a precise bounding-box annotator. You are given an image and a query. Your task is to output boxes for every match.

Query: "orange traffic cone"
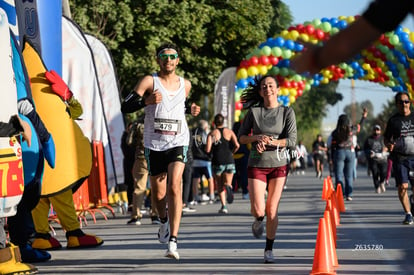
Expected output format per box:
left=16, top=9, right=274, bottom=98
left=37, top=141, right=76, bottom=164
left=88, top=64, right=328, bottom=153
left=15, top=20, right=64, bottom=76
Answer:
left=324, top=210, right=338, bottom=267
left=330, top=193, right=340, bottom=226
left=322, top=178, right=329, bottom=200
left=310, top=218, right=336, bottom=275
left=336, top=184, right=346, bottom=213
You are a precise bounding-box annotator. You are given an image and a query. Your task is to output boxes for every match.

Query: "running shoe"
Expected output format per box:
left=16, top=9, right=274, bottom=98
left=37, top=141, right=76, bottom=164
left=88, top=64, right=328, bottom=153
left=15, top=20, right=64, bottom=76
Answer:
left=218, top=205, right=228, bottom=214
left=403, top=213, right=413, bottom=225
left=182, top=206, right=197, bottom=213
left=126, top=218, right=141, bottom=225
left=151, top=216, right=161, bottom=225
left=380, top=182, right=386, bottom=193
left=158, top=220, right=170, bottom=243
left=165, top=241, right=180, bottom=260
left=264, top=250, right=275, bottom=263
left=225, top=185, right=234, bottom=204
left=252, top=219, right=264, bottom=239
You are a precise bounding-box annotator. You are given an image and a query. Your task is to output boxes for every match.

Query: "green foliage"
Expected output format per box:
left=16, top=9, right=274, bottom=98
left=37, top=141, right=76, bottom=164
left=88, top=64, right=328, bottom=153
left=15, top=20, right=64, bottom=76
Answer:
left=292, top=81, right=342, bottom=144
left=69, top=0, right=291, bottom=106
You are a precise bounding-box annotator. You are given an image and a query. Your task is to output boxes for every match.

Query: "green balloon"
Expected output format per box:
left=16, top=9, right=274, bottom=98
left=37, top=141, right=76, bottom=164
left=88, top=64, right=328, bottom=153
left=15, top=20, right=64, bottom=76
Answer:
left=271, top=47, right=282, bottom=57
left=261, top=46, right=272, bottom=56
left=293, top=74, right=302, bottom=82
left=321, top=22, right=331, bottom=32
left=389, top=34, right=400, bottom=46
left=269, top=66, right=280, bottom=75
left=312, top=19, right=321, bottom=27
left=281, top=49, right=292, bottom=59
left=279, top=67, right=289, bottom=77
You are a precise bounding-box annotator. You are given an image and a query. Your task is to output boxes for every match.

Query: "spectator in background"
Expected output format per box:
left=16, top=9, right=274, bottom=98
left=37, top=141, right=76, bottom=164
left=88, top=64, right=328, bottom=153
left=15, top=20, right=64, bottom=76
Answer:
left=232, top=121, right=250, bottom=199
left=329, top=110, right=366, bottom=201
left=191, top=120, right=215, bottom=204
left=121, top=122, right=137, bottom=206
left=364, top=124, right=388, bottom=194
left=206, top=114, right=240, bottom=214
left=312, top=134, right=327, bottom=179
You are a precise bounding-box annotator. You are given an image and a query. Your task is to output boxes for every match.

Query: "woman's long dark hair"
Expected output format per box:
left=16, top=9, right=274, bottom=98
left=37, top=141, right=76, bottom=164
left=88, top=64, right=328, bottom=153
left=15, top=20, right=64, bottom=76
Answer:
left=335, top=114, right=351, bottom=143
left=240, top=75, right=278, bottom=109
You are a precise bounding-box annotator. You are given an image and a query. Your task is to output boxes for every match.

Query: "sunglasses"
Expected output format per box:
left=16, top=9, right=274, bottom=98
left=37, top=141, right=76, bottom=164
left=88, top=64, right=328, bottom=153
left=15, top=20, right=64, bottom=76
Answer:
left=398, top=100, right=411, bottom=105
left=158, top=53, right=178, bottom=61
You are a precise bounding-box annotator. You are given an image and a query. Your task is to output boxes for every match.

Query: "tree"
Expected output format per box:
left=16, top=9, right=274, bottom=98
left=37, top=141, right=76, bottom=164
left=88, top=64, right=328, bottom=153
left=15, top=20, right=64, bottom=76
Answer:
left=292, top=81, right=342, bottom=144
left=69, top=0, right=291, bottom=102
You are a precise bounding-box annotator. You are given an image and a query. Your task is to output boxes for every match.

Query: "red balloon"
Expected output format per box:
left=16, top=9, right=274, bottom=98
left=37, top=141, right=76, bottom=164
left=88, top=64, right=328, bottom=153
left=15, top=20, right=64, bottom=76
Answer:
left=240, top=60, right=249, bottom=68
left=259, top=55, right=270, bottom=65
left=249, top=56, right=259, bottom=66
left=296, top=24, right=305, bottom=33
left=315, top=29, right=325, bottom=40
left=305, top=25, right=315, bottom=35
left=269, top=56, right=279, bottom=66
left=235, top=101, right=243, bottom=110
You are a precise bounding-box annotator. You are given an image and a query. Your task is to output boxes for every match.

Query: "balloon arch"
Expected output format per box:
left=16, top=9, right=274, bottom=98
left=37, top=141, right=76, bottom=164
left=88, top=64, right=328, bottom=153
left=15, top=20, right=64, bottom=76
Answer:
left=234, top=15, right=414, bottom=122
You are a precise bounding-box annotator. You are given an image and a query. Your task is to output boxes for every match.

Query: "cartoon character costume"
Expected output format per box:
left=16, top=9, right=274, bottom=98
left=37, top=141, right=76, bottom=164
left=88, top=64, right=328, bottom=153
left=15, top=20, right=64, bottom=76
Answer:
left=22, top=41, right=103, bottom=251
left=8, top=28, right=55, bottom=263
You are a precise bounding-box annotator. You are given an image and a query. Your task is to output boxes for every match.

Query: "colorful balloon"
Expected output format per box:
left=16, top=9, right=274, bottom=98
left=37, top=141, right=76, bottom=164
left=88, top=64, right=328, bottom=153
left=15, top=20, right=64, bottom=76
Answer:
left=234, top=15, right=414, bottom=111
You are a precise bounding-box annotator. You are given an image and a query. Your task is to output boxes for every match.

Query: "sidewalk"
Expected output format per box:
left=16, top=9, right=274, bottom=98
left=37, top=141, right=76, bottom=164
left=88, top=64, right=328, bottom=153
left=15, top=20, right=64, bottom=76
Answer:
left=35, top=167, right=414, bottom=274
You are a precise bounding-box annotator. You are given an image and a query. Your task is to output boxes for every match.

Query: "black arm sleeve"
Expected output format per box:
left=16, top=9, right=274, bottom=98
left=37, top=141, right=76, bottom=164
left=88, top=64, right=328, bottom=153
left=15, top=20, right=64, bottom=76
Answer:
left=121, top=92, right=146, bottom=114
left=185, top=100, right=191, bottom=114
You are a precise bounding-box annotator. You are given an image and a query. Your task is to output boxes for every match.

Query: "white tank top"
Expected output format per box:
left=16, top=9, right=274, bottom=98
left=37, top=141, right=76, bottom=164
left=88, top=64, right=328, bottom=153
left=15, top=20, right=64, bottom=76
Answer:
left=144, top=73, right=189, bottom=151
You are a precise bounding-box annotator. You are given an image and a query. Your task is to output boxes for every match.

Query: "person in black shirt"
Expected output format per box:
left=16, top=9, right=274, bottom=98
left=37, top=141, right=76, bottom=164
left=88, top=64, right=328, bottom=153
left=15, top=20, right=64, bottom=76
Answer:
left=364, top=125, right=388, bottom=193
left=384, top=92, right=414, bottom=225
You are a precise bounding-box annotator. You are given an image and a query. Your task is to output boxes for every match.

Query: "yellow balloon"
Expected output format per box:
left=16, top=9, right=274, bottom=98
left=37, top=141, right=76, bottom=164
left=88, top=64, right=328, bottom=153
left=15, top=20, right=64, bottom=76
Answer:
left=299, top=33, right=309, bottom=42
left=234, top=115, right=239, bottom=122
left=290, top=30, right=299, bottom=40
left=410, top=32, right=414, bottom=43
left=234, top=110, right=241, bottom=119
left=346, top=16, right=355, bottom=23
left=321, top=77, right=329, bottom=84
left=280, top=30, right=289, bottom=39
left=289, top=88, right=297, bottom=97
left=289, top=96, right=296, bottom=104
left=258, top=65, right=268, bottom=75
left=236, top=68, right=248, bottom=80
left=247, top=66, right=259, bottom=77
left=280, top=87, right=289, bottom=96
left=362, top=63, right=371, bottom=70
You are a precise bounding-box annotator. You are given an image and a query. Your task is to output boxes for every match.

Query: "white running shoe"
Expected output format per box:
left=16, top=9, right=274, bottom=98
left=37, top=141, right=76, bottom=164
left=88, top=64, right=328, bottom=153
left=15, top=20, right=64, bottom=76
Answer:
left=264, top=250, right=274, bottom=263
left=380, top=182, right=386, bottom=193
left=158, top=220, right=170, bottom=244
left=165, top=241, right=180, bottom=260
left=252, top=219, right=264, bottom=239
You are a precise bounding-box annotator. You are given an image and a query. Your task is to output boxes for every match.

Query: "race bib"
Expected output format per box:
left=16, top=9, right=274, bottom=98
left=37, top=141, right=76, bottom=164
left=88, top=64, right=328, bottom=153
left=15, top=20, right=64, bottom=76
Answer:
left=154, top=118, right=181, bottom=135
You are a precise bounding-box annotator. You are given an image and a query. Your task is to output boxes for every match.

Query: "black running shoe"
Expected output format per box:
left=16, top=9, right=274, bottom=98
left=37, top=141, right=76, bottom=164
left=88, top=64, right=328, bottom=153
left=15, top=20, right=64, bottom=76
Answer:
left=225, top=185, right=234, bottom=204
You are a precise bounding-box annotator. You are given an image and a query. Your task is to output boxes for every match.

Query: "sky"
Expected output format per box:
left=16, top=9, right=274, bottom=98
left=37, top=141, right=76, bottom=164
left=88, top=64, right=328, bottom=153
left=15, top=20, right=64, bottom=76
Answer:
left=283, top=0, right=414, bottom=129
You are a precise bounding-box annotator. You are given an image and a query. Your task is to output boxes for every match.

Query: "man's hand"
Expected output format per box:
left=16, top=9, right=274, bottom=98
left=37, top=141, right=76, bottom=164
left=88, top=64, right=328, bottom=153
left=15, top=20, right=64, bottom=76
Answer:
left=145, top=90, right=162, bottom=105
left=190, top=103, right=200, bottom=116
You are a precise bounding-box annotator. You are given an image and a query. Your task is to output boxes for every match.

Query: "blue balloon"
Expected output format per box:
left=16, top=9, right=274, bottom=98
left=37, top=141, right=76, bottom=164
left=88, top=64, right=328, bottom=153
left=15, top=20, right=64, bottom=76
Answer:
left=294, top=43, right=304, bottom=52
left=284, top=39, right=295, bottom=50
left=274, top=37, right=285, bottom=47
